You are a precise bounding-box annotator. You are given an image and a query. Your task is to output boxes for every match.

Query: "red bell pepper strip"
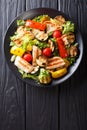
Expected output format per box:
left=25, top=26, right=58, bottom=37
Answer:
left=25, top=19, right=46, bottom=31
left=57, top=38, right=68, bottom=58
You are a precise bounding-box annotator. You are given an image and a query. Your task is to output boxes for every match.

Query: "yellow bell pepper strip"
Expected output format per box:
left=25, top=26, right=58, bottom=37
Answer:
left=10, top=46, right=25, bottom=57
left=63, top=58, right=70, bottom=68
left=27, top=44, right=32, bottom=51
left=51, top=67, right=67, bottom=78
left=25, top=19, right=46, bottom=31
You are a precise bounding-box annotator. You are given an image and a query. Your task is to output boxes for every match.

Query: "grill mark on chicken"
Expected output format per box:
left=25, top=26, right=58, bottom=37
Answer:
left=46, top=56, right=65, bottom=70
left=54, top=15, right=66, bottom=26
left=46, top=62, right=65, bottom=69
left=14, top=56, right=33, bottom=73
left=47, top=61, right=65, bottom=66
left=13, top=26, right=34, bottom=47
left=18, top=60, right=29, bottom=68
left=36, top=55, right=48, bottom=67
left=48, top=57, right=62, bottom=63
left=62, top=32, right=75, bottom=45
left=32, top=45, right=42, bottom=66
left=32, top=29, right=48, bottom=41
left=46, top=23, right=62, bottom=33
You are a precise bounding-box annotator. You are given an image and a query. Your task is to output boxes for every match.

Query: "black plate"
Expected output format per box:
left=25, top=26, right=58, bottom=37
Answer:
left=4, top=8, right=83, bottom=87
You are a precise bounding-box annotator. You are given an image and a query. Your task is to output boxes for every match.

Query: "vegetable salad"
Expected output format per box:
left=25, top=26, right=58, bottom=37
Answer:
left=10, top=14, right=78, bottom=84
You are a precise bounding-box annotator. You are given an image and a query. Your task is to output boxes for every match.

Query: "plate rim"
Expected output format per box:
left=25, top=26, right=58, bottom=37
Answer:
left=4, top=7, right=83, bottom=87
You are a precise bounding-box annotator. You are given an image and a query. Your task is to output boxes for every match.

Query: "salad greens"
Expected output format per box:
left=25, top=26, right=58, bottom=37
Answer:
left=35, top=40, right=49, bottom=49
left=62, top=21, right=74, bottom=34
left=17, top=20, right=25, bottom=26
left=9, top=14, right=79, bottom=84
left=22, top=73, right=38, bottom=80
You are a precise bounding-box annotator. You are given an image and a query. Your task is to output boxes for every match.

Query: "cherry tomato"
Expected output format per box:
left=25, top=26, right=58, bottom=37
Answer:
left=23, top=53, right=32, bottom=62
left=53, top=30, right=62, bottom=38
left=43, top=48, right=52, bottom=57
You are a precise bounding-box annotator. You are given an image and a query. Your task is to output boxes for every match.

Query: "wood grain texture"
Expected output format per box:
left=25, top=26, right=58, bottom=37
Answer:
left=26, top=86, right=58, bottom=130
left=26, top=0, right=58, bottom=10
left=0, top=0, right=87, bottom=130
left=0, top=0, right=26, bottom=130
left=59, top=0, right=87, bottom=130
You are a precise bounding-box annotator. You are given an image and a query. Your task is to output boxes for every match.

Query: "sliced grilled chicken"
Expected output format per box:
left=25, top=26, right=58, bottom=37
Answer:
left=14, top=56, right=33, bottom=73
left=36, top=55, right=48, bottom=67
left=13, top=26, right=34, bottom=47
left=46, top=22, right=62, bottom=33
left=16, top=26, right=25, bottom=34
left=46, top=56, right=65, bottom=70
left=31, top=66, right=39, bottom=74
left=16, top=26, right=34, bottom=39
left=32, top=45, right=42, bottom=66
left=48, top=39, right=54, bottom=52
left=13, top=39, right=22, bottom=46
left=62, top=32, right=75, bottom=45
left=54, top=15, right=66, bottom=26
left=32, top=46, right=38, bottom=66
left=69, top=45, right=78, bottom=57
left=46, top=23, right=57, bottom=33
left=32, top=29, right=48, bottom=41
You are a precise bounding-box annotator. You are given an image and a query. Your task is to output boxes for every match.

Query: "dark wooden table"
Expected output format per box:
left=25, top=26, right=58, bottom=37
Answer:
left=0, top=0, right=87, bottom=130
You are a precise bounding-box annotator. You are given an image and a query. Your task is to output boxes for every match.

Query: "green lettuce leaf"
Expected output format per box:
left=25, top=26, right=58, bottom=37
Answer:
left=62, top=21, right=75, bottom=34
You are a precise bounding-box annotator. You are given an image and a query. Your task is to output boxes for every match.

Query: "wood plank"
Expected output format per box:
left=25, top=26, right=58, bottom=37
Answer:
left=26, top=1, right=59, bottom=130
left=0, top=0, right=26, bottom=130
left=26, top=0, right=58, bottom=10
left=26, top=86, right=58, bottom=130
left=0, top=0, right=87, bottom=130
left=59, top=0, right=87, bottom=130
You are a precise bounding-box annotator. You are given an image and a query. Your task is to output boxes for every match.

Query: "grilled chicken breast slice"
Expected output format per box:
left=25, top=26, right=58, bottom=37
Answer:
left=62, top=32, right=75, bottom=45
left=48, top=39, right=54, bottom=52
left=32, top=29, right=48, bottom=41
left=13, top=26, right=34, bottom=47
left=69, top=45, right=78, bottom=57
left=46, top=22, right=62, bottom=33
left=32, top=45, right=42, bottom=66
left=54, top=15, right=66, bottom=26
left=36, top=55, right=48, bottom=67
left=14, top=56, right=33, bottom=73
left=46, top=56, right=65, bottom=70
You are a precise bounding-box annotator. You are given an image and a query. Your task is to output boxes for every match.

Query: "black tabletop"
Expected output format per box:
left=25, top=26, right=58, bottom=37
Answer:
left=0, top=0, right=87, bottom=130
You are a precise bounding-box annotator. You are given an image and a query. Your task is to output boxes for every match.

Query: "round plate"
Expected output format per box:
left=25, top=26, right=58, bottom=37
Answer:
left=4, top=8, right=83, bottom=87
